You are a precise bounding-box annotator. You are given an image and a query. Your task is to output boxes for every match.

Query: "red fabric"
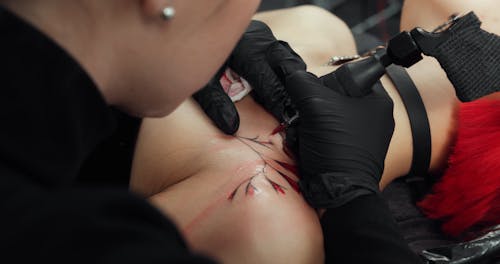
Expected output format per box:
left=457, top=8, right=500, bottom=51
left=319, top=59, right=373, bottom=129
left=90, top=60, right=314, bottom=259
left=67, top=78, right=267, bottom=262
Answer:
left=418, top=99, right=500, bottom=237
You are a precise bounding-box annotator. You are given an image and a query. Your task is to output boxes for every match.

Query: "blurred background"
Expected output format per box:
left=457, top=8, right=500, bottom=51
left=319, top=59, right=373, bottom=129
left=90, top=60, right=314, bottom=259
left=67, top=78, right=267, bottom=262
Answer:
left=258, top=0, right=404, bottom=42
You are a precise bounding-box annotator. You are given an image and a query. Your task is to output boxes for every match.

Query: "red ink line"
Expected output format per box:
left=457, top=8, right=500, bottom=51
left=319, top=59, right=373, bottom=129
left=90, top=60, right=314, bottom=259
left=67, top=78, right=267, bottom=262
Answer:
left=269, top=179, right=286, bottom=195
left=248, top=185, right=255, bottom=196
left=271, top=123, right=286, bottom=135
left=184, top=195, right=230, bottom=236
left=239, top=136, right=273, bottom=150
left=276, top=160, right=298, bottom=176
left=228, top=189, right=237, bottom=201
left=278, top=171, right=301, bottom=193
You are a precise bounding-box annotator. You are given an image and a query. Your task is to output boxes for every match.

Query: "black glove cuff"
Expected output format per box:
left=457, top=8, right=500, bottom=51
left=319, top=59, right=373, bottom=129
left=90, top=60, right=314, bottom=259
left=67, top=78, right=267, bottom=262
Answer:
left=425, top=12, right=500, bottom=101
left=300, top=172, right=379, bottom=209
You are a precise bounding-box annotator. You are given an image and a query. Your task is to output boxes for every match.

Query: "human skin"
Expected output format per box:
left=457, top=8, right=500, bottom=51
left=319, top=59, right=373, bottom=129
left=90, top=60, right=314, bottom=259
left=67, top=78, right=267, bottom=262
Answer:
left=130, top=5, right=470, bottom=263
left=401, top=0, right=500, bottom=34
left=133, top=97, right=325, bottom=263
left=0, top=0, right=261, bottom=117
left=253, top=5, right=459, bottom=188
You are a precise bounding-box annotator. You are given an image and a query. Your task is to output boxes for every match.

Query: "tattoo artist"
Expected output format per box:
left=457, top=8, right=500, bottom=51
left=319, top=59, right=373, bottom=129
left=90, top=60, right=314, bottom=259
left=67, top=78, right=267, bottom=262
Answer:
left=0, top=0, right=418, bottom=263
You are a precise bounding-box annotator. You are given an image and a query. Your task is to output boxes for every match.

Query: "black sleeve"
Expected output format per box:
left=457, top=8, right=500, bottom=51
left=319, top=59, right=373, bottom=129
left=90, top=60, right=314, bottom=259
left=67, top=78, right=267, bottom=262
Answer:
left=321, top=194, right=422, bottom=264
left=2, top=172, right=216, bottom=264
left=77, top=108, right=142, bottom=188
left=0, top=7, right=215, bottom=263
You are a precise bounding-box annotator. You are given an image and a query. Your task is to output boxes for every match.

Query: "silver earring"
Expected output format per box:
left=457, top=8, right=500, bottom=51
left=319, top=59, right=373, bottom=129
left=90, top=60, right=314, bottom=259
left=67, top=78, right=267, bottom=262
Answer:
left=161, top=4, right=176, bottom=20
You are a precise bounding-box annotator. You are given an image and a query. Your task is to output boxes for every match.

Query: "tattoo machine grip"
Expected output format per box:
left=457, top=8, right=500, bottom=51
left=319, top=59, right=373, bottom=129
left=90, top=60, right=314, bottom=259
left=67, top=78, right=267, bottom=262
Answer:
left=324, top=30, right=424, bottom=97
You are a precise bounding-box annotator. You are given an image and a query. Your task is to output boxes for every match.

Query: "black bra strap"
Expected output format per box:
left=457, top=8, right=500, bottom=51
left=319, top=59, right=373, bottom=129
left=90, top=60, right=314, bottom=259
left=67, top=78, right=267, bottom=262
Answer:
left=385, top=65, right=431, bottom=179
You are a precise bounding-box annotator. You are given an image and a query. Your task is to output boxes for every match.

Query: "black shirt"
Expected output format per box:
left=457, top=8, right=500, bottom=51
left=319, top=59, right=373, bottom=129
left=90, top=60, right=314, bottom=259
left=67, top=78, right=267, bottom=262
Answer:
left=77, top=108, right=142, bottom=188
left=323, top=195, right=422, bottom=263
left=0, top=7, right=214, bottom=263
left=0, top=6, right=421, bottom=264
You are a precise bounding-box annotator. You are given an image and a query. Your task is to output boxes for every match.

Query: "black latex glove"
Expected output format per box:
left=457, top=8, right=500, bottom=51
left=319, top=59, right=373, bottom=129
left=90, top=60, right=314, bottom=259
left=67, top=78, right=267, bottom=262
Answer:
left=284, top=71, right=395, bottom=209
left=193, top=20, right=306, bottom=135
left=192, top=65, right=240, bottom=134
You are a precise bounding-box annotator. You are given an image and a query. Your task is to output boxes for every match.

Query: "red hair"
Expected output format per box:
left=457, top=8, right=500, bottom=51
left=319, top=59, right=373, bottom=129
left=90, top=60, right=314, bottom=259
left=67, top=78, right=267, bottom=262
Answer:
left=418, top=99, right=500, bottom=237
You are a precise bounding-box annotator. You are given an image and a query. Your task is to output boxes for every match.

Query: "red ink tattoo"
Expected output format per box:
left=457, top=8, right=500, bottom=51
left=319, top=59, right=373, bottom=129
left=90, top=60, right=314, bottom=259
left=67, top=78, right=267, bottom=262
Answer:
left=239, top=136, right=272, bottom=149
left=269, top=179, right=286, bottom=195
left=227, top=134, right=301, bottom=200
left=228, top=189, right=238, bottom=200
left=276, top=160, right=298, bottom=176
left=245, top=179, right=258, bottom=196
left=277, top=171, right=300, bottom=193
left=271, top=123, right=286, bottom=136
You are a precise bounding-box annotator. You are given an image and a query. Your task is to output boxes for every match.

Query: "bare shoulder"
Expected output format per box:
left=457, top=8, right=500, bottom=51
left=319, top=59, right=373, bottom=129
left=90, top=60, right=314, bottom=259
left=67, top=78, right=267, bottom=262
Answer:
left=254, top=5, right=357, bottom=69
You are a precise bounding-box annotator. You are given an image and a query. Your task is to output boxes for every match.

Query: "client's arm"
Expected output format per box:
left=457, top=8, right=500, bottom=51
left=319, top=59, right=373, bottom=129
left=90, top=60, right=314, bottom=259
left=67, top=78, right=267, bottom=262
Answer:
left=401, top=0, right=500, bottom=34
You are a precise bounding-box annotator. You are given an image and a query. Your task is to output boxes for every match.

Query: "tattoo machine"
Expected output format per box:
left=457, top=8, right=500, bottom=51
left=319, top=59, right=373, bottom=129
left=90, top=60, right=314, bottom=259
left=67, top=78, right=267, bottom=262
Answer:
left=324, top=12, right=500, bottom=102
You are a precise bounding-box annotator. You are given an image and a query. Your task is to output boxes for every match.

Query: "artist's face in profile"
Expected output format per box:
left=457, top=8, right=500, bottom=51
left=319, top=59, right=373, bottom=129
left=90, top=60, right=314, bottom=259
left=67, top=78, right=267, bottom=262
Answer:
left=121, top=0, right=261, bottom=117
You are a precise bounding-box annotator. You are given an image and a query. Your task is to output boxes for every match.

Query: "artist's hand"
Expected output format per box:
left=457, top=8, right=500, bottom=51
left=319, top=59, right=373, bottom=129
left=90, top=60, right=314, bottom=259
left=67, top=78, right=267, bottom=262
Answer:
left=284, top=71, right=395, bottom=209
left=194, top=20, right=306, bottom=134
left=193, top=66, right=239, bottom=133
